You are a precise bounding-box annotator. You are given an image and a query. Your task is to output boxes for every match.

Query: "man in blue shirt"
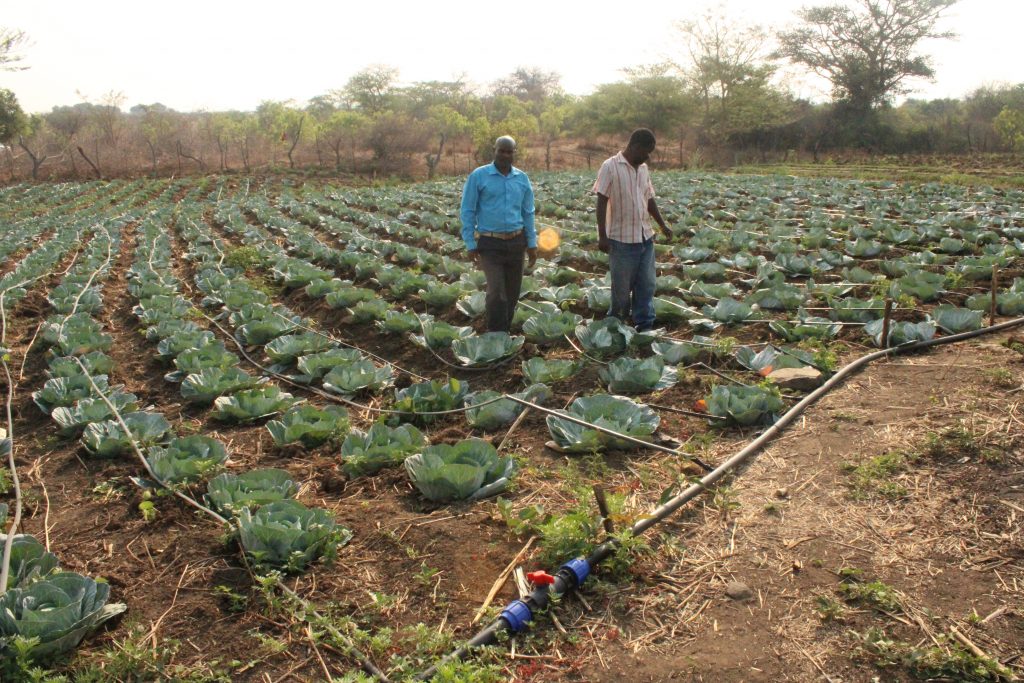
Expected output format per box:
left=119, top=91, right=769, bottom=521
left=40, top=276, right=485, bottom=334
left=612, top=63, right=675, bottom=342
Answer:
left=460, top=136, right=537, bottom=332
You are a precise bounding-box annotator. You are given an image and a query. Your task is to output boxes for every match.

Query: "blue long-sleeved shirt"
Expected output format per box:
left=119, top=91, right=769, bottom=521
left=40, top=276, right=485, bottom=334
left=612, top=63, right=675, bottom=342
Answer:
left=460, top=163, right=536, bottom=250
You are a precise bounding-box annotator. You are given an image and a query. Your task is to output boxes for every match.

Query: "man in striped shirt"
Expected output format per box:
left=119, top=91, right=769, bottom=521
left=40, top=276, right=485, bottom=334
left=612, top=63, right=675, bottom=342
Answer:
left=593, top=128, right=673, bottom=331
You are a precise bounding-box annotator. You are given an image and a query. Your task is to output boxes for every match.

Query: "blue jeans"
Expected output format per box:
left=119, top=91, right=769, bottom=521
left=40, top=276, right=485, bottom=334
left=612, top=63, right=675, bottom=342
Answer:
left=607, top=238, right=656, bottom=330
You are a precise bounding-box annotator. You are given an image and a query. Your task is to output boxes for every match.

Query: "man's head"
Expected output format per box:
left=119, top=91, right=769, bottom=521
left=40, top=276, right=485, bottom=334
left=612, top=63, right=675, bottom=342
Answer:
left=493, top=136, right=517, bottom=172
left=624, top=128, right=656, bottom=167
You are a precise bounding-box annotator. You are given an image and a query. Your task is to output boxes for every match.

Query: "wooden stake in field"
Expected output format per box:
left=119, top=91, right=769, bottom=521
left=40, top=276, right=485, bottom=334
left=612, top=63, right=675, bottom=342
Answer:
left=991, top=265, right=999, bottom=327
left=880, top=299, right=894, bottom=348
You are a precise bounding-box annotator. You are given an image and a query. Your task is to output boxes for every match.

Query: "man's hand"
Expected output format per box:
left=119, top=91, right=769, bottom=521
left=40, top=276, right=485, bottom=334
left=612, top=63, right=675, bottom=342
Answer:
left=598, top=236, right=610, bottom=253
left=659, top=224, right=673, bottom=241
left=526, top=247, right=537, bottom=270
left=469, top=249, right=480, bottom=265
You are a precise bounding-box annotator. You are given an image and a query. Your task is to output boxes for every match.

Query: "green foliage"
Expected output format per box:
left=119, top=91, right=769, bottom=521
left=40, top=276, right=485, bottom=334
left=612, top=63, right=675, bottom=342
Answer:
left=341, top=423, right=427, bottom=476
left=265, top=404, right=349, bottom=448
left=237, top=500, right=350, bottom=573
left=392, top=378, right=468, bottom=425
left=211, top=386, right=298, bottom=423
left=546, top=394, right=660, bottom=453
left=521, top=356, right=583, bottom=384
left=599, top=355, right=678, bottom=393
left=81, top=411, right=172, bottom=458
left=842, top=451, right=912, bottom=500
left=205, top=468, right=299, bottom=516
left=853, top=627, right=1012, bottom=682
left=705, top=384, right=784, bottom=426
left=146, top=435, right=229, bottom=485
left=465, top=383, right=551, bottom=431
left=404, top=439, right=516, bottom=502
left=0, top=572, right=127, bottom=659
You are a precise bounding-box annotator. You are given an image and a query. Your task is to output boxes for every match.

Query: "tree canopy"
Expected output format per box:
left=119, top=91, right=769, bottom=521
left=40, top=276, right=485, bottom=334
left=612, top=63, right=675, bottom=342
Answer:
left=776, top=0, right=959, bottom=113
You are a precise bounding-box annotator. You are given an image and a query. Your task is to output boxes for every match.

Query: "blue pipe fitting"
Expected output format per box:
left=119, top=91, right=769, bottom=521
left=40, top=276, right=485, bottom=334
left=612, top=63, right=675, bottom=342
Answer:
left=499, top=600, right=533, bottom=632
left=560, top=557, right=591, bottom=587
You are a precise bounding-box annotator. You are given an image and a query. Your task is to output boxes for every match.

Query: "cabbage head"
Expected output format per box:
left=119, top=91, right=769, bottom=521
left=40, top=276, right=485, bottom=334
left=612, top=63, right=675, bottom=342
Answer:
left=521, top=357, right=583, bottom=384
left=599, top=356, right=677, bottom=394
left=451, top=332, right=525, bottom=367
left=706, top=384, right=785, bottom=426
left=466, top=383, right=552, bottom=431
left=404, top=439, right=515, bottom=502
left=212, top=386, right=299, bottom=423
left=81, top=411, right=172, bottom=458
left=146, top=435, right=229, bottom=484
left=0, top=534, right=59, bottom=590
left=0, top=571, right=126, bottom=659
left=237, top=500, right=350, bottom=573
left=266, top=404, right=350, bottom=448
left=546, top=395, right=659, bottom=453
left=206, top=468, right=299, bottom=516
left=340, top=423, right=427, bottom=476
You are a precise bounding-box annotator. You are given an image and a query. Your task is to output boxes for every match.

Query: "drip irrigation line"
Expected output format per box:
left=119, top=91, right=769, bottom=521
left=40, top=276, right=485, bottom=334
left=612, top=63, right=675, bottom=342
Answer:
left=416, top=314, right=1024, bottom=680
left=205, top=313, right=509, bottom=418
left=504, top=396, right=713, bottom=473
left=70, top=359, right=391, bottom=682
left=0, top=359, right=24, bottom=594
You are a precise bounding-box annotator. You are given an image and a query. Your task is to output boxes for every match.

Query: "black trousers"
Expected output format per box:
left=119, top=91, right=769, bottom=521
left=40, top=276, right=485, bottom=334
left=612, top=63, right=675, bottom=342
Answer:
left=477, top=233, right=526, bottom=332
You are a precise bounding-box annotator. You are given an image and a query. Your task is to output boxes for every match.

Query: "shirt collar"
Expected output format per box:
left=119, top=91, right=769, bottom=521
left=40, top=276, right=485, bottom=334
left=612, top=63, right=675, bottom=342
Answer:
left=615, top=151, right=644, bottom=169
left=488, top=163, right=521, bottom=176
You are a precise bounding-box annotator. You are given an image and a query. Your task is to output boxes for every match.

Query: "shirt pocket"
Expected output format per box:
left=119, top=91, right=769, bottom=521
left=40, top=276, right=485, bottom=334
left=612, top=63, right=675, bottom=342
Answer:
left=505, top=180, right=527, bottom=210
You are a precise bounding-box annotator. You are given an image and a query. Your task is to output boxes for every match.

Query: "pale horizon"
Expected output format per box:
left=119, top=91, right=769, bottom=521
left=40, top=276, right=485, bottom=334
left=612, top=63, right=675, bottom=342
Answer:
left=3, top=0, right=1022, bottom=114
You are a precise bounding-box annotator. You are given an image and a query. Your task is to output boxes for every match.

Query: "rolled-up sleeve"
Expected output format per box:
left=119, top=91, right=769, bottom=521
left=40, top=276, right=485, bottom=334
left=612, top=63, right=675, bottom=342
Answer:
left=522, top=176, right=537, bottom=248
left=460, top=171, right=479, bottom=250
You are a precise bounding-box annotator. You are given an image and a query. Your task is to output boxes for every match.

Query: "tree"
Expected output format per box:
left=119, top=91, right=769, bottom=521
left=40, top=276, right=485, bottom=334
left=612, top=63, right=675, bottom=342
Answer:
left=18, top=115, right=59, bottom=179
left=321, top=109, right=370, bottom=170
left=423, top=104, right=469, bottom=179
left=257, top=100, right=306, bottom=168
left=539, top=101, right=573, bottom=171
left=776, top=0, right=959, bottom=115
left=0, top=88, right=27, bottom=144
left=994, top=106, right=1024, bottom=154
left=341, top=65, right=399, bottom=115
left=492, top=67, right=563, bottom=113
left=0, top=27, right=29, bottom=71
left=132, top=103, right=177, bottom=173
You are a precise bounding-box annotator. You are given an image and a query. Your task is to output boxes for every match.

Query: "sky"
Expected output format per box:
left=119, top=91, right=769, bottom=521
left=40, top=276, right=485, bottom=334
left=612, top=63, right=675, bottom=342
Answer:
left=2, top=0, right=1022, bottom=114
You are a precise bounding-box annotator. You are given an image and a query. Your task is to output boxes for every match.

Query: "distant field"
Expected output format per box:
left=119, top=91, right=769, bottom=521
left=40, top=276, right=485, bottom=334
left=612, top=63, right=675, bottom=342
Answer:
left=0, top=172, right=1021, bottom=681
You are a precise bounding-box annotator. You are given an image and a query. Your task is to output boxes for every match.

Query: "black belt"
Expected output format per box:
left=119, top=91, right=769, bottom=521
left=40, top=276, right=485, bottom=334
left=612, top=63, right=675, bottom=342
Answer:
left=477, top=230, right=523, bottom=240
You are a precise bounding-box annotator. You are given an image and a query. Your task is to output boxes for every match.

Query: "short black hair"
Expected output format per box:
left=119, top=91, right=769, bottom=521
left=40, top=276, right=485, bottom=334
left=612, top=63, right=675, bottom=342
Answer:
left=627, top=128, right=656, bottom=149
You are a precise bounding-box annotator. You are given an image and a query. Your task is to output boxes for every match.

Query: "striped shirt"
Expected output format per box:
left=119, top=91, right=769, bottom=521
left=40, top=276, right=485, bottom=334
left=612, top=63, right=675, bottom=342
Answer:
left=592, top=152, right=655, bottom=243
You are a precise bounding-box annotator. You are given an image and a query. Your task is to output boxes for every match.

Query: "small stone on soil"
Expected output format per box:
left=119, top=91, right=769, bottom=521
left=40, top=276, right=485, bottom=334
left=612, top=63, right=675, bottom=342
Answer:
left=725, top=581, right=754, bottom=601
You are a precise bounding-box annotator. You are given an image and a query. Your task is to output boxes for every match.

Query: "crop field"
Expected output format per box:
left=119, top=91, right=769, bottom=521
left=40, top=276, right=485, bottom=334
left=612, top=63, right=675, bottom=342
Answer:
left=0, top=171, right=1022, bottom=682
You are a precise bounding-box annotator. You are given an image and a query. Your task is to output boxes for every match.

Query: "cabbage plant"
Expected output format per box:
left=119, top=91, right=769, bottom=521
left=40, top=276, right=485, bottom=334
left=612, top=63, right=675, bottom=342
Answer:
left=81, top=411, right=172, bottom=458
left=705, top=385, right=784, bottom=426
left=340, top=423, right=427, bottom=476
left=155, top=329, right=216, bottom=361
left=0, top=534, right=59, bottom=590
left=451, top=332, right=525, bottom=367
left=734, top=345, right=814, bottom=374
left=521, top=311, right=583, bottom=344
left=264, top=333, right=335, bottom=367
left=350, top=299, right=392, bottom=323
left=0, top=571, right=126, bottom=659
left=295, top=348, right=364, bottom=383
left=376, top=310, right=421, bottom=335
left=45, top=352, right=113, bottom=380
left=237, top=315, right=301, bottom=345
left=864, top=319, right=936, bottom=347
left=146, top=435, right=229, bottom=484
left=410, top=319, right=474, bottom=350
left=404, top=439, right=516, bottom=502
left=575, top=317, right=634, bottom=356
left=456, top=291, right=487, bottom=319
left=322, top=360, right=394, bottom=396
left=651, top=339, right=704, bottom=365
left=50, top=390, right=139, bottom=436
left=237, top=500, right=350, bottom=573
left=213, top=386, right=298, bottom=423
left=599, top=356, right=677, bottom=394
left=521, top=357, right=583, bottom=384
left=206, top=468, right=299, bottom=515
left=180, top=367, right=263, bottom=405
left=929, top=305, right=983, bottom=334
left=546, top=395, right=660, bottom=453
left=166, top=343, right=238, bottom=382
left=266, top=404, right=350, bottom=448
left=33, top=374, right=109, bottom=415
left=466, top=383, right=552, bottom=431
left=324, top=286, right=374, bottom=309
left=392, top=378, right=468, bottom=425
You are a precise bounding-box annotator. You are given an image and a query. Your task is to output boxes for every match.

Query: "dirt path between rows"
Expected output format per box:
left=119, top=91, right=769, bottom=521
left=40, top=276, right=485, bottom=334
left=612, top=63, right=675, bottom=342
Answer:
left=567, top=335, right=1023, bottom=682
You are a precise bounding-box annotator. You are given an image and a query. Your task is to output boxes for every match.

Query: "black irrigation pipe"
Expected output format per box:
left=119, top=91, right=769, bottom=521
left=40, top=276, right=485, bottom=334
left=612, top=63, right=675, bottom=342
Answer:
left=415, top=314, right=1024, bottom=680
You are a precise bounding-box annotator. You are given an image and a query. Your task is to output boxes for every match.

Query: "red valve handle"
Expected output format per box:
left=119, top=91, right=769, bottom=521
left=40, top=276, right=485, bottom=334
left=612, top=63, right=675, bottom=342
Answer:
left=526, top=571, right=555, bottom=585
